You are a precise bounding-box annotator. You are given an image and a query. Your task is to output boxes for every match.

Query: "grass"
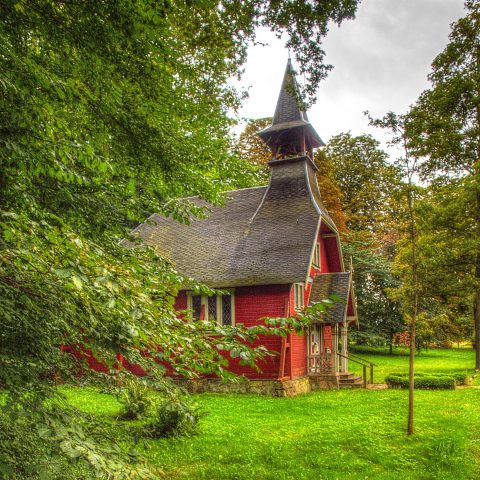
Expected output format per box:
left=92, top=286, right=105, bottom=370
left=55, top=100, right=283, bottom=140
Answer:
left=61, top=347, right=480, bottom=479
left=348, top=346, right=477, bottom=384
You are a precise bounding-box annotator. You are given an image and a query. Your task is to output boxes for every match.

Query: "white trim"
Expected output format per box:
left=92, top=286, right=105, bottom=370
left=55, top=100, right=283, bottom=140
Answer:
left=248, top=182, right=271, bottom=224
left=336, top=235, right=346, bottom=272
left=305, top=217, right=322, bottom=285
left=312, top=242, right=320, bottom=268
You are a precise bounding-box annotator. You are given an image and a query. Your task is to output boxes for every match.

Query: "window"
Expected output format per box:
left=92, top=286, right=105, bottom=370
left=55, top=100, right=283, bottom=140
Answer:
left=294, top=283, right=304, bottom=311
left=191, top=294, right=202, bottom=319
left=187, top=291, right=235, bottom=326
left=313, top=242, right=320, bottom=268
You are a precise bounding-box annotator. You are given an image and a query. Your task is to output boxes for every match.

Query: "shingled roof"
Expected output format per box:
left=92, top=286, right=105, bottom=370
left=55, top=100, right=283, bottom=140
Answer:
left=309, top=272, right=352, bottom=323
left=273, top=58, right=309, bottom=126
left=130, top=156, right=335, bottom=288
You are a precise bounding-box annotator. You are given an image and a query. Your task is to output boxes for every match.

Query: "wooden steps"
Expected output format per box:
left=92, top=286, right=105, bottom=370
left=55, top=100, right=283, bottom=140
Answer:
left=338, top=372, right=364, bottom=389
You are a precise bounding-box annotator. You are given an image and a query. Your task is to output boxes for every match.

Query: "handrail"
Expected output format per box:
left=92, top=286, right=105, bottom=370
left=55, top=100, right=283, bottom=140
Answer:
left=336, top=352, right=375, bottom=388
left=347, top=351, right=377, bottom=367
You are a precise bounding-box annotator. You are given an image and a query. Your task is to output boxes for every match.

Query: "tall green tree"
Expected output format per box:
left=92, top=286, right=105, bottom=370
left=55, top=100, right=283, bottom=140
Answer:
left=406, top=0, right=480, bottom=368
left=324, top=132, right=404, bottom=348
left=324, top=132, right=402, bottom=237
left=406, top=179, right=476, bottom=347
left=0, top=1, right=361, bottom=477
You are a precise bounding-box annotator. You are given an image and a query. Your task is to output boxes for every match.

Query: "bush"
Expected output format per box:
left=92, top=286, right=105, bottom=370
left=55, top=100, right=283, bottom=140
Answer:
left=385, top=374, right=456, bottom=390
left=116, top=379, right=152, bottom=420
left=384, top=372, right=469, bottom=387
left=143, top=400, right=200, bottom=438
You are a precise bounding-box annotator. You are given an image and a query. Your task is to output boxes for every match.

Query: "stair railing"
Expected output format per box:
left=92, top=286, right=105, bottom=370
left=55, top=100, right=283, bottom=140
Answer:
left=336, top=352, right=376, bottom=388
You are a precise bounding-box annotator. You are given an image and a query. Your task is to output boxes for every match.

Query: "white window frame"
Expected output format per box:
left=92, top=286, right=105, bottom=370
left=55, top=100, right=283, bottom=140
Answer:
left=186, top=290, right=235, bottom=326
left=312, top=242, right=321, bottom=269
left=294, top=283, right=305, bottom=311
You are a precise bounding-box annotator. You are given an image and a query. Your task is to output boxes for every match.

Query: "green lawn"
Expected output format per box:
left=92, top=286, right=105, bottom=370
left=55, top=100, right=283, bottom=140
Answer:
left=61, top=347, right=480, bottom=480
left=348, top=346, right=477, bottom=384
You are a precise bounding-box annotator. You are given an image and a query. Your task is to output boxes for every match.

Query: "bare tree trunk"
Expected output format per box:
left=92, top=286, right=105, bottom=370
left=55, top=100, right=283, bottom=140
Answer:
left=407, top=178, right=418, bottom=436
left=475, top=189, right=480, bottom=370
left=474, top=105, right=480, bottom=370
left=408, top=317, right=416, bottom=435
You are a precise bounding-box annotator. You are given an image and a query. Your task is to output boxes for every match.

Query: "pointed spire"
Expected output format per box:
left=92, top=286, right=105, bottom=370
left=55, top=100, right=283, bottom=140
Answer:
left=258, top=58, right=324, bottom=159
left=272, top=59, right=309, bottom=126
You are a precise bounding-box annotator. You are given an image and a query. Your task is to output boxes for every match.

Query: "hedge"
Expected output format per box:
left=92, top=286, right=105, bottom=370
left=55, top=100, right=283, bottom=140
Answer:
left=385, top=374, right=457, bottom=390
left=386, top=372, right=469, bottom=385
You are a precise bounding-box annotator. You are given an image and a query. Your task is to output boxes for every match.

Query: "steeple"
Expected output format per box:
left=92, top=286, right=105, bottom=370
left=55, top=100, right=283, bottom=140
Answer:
left=258, top=59, right=324, bottom=161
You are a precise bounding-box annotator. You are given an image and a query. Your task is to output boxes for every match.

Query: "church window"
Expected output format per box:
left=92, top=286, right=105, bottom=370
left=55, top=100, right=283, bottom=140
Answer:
left=187, top=291, right=235, bottom=326
left=313, top=242, right=320, bottom=268
left=294, top=283, right=305, bottom=311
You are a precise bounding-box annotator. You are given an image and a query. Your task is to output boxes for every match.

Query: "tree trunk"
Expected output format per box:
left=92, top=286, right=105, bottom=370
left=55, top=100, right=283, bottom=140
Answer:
left=475, top=189, right=480, bottom=370
left=407, top=177, right=418, bottom=437
left=389, top=329, right=393, bottom=355
left=475, top=103, right=480, bottom=370
left=408, top=320, right=416, bottom=435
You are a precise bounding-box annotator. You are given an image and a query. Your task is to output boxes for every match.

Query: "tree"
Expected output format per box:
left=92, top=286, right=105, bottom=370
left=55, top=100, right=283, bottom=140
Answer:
left=342, top=239, right=403, bottom=351
left=323, top=132, right=404, bottom=349
left=314, top=150, right=348, bottom=234
left=324, top=133, right=402, bottom=238
left=406, top=1, right=480, bottom=368
left=406, top=179, right=476, bottom=347
left=0, top=1, right=361, bottom=476
left=369, top=112, right=422, bottom=436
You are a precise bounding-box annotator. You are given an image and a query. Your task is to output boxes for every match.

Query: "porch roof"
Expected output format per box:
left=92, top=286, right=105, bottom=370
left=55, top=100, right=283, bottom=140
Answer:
left=309, top=272, right=351, bottom=323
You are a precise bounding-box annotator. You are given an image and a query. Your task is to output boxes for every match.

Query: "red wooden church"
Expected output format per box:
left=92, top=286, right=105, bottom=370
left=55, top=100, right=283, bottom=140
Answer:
left=133, top=60, right=358, bottom=395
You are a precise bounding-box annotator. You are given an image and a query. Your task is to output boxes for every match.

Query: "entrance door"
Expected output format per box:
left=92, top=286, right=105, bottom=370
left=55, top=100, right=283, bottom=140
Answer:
left=307, top=323, right=322, bottom=374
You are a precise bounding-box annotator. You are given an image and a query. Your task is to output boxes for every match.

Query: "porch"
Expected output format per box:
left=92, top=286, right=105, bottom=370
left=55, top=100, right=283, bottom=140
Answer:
left=307, top=322, right=375, bottom=388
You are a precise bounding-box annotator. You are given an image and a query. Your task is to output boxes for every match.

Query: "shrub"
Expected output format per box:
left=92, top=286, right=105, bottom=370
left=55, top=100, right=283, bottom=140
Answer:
left=116, top=379, right=152, bottom=421
left=143, top=400, right=200, bottom=438
left=384, top=372, right=469, bottom=386
left=385, top=374, right=456, bottom=390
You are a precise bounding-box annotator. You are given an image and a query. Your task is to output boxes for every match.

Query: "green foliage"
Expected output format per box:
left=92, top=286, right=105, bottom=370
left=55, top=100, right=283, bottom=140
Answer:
left=325, top=132, right=402, bottom=235
left=143, top=399, right=201, bottom=439
left=406, top=1, right=480, bottom=178
left=116, top=379, right=152, bottom=421
left=385, top=374, right=457, bottom=390
left=343, top=238, right=404, bottom=346
left=0, top=410, right=92, bottom=480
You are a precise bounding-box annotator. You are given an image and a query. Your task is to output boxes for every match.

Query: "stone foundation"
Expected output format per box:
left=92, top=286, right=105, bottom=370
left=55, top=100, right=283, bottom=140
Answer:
left=309, top=374, right=339, bottom=390
left=173, top=374, right=338, bottom=397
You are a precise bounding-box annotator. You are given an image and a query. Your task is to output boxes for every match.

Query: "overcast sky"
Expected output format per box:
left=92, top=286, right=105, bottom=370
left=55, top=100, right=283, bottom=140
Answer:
left=236, top=0, right=466, bottom=155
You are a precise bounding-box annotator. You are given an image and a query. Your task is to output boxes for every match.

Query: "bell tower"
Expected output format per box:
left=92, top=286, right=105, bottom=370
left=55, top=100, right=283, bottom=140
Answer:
left=258, top=59, right=324, bottom=163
